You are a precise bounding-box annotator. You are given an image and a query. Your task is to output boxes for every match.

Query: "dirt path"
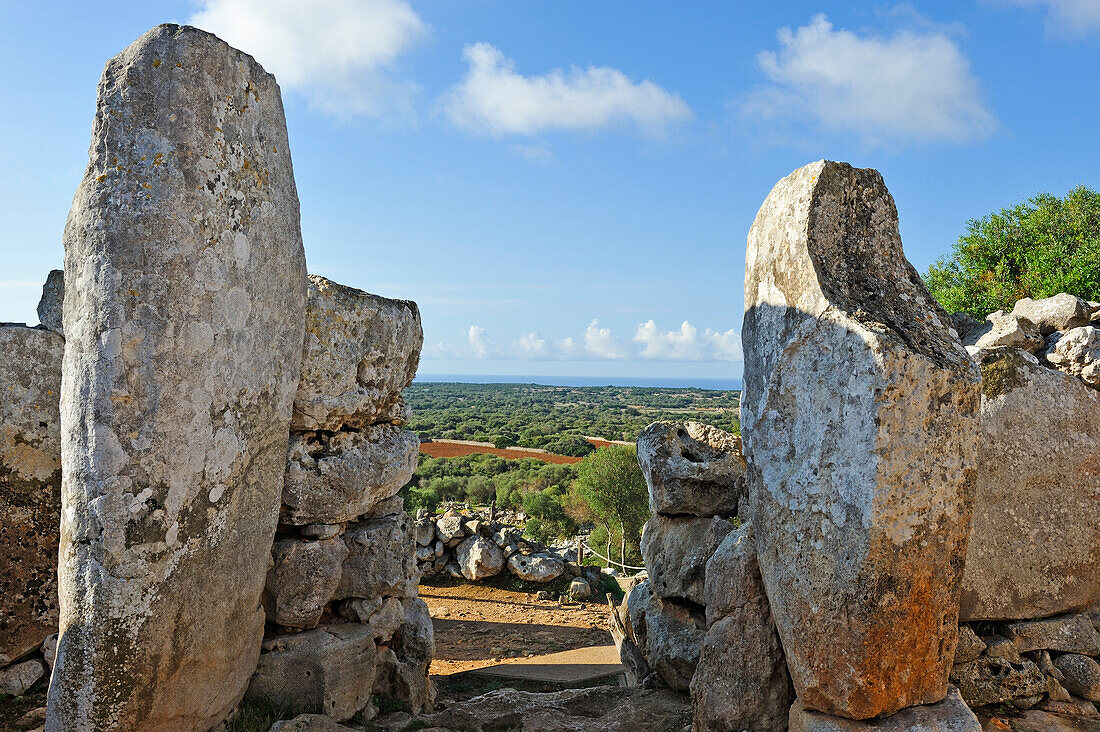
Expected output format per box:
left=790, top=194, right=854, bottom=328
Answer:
left=418, top=581, right=613, bottom=677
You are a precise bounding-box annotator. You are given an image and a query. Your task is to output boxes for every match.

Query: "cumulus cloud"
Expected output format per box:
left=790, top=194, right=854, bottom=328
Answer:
left=427, top=321, right=742, bottom=362
left=441, top=42, right=692, bottom=137
left=1003, top=0, right=1100, bottom=36
left=741, top=14, right=996, bottom=145
left=189, top=0, right=426, bottom=119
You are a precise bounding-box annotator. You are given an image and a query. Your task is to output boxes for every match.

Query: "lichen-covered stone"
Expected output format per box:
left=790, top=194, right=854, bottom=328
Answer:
left=788, top=687, right=980, bottom=732
left=282, top=425, right=419, bottom=525
left=1011, top=293, right=1092, bottom=335
left=506, top=552, right=565, bottom=583
left=0, top=326, right=63, bottom=668
left=950, top=657, right=1045, bottom=706
left=641, top=515, right=732, bottom=606
left=742, top=160, right=981, bottom=719
left=692, top=522, right=793, bottom=732
left=247, top=624, right=378, bottom=723
left=637, top=421, right=745, bottom=517
left=1004, top=614, right=1100, bottom=655
left=292, top=275, right=422, bottom=432
left=36, top=270, right=65, bottom=335
left=456, top=535, right=505, bottom=581
left=959, top=310, right=1044, bottom=353
left=1044, top=325, right=1100, bottom=388
left=374, top=598, right=436, bottom=714
left=47, top=24, right=307, bottom=732
left=335, top=513, right=417, bottom=602
left=627, top=580, right=704, bottom=693
left=264, top=538, right=348, bottom=629
left=960, top=348, right=1100, bottom=620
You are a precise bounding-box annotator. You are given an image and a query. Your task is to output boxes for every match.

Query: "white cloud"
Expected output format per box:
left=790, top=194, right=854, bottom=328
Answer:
left=441, top=42, right=692, bottom=137
left=742, top=14, right=996, bottom=145
left=1003, top=0, right=1100, bottom=36
left=584, top=320, right=630, bottom=360
left=513, top=332, right=549, bottom=359
left=634, top=320, right=743, bottom=362
left=189, top=0, right=426, bottom=119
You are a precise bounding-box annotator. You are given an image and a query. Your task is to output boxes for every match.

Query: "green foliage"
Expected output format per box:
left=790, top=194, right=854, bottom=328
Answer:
left=224, top=698, right=298, bottom=732
left=925, top=186, right=1100, bottom=317
left=574, top=446, right=650, bottom=569
left=522, top=485, right=577, bottom=544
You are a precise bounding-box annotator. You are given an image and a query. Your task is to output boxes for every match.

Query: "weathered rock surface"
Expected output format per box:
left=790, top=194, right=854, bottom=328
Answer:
left=627, top=581, right=704, bottom=692
left=950, top=657, right=1045, bottom=706
left=954, top=625, right=985, bottom=665
left=0, top=658, right=46, bottom=697
left=742, top=161, right=981, bottom=718
left=692, top=521, right=793, bottom=731
left=960, top=348, right=1100, bottom=621
left=48, top=24, right=308, bottom=732
left=637, top=421, right=745, bottom=517
left=282, top=425, right=419, bottom=525
left=248, top=624, right=377, bottom=723
left=959, top=310, right=1044, bottom=353
left=1054, top=654, right=1100, bottom=702
left=268, top=714, right=359, bottom=732
left=1044, top=325, right=1100, bottom=388
left=1012, top=294, right=1092, bottom=335
left=641, top=515, right=732, bottom=606
left=507, top=552, right=565, bottom=583
left=36, top=270, right=65, bottom=335
left=0, top=326, right=63, bottom=668
left=456, top=535, right=505, bottom=581
left=788, top=687, right=980, bottom=731
left=1004, top=614, right=1100, bottom=655
left=435, top=513, right=467, bottom=545
left=292, top=275, right=422, bottom=432
left=335, top=513, right=417, bottom=601
left=265, top=538, right=348, bottom=629
left=374, top=598, right=436, bottom=715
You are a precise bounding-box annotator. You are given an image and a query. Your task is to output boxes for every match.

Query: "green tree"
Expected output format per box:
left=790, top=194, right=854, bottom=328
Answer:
left=924, top=186, right=1100, bottom=317
left=573, top=445, right=650, bottom=569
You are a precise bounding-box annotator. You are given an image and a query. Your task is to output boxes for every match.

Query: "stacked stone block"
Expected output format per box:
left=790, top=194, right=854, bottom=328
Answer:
left=246, top=275, right=434, bottom=722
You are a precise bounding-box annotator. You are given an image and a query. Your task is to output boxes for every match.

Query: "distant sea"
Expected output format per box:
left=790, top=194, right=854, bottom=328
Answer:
left=415, top=374, right=742, bottom=391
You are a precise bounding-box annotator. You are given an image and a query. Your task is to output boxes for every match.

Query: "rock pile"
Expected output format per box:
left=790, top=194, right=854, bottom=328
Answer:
left=246, top=275, right=433, bottom=722
left=414, top=506, right=607, bottom=596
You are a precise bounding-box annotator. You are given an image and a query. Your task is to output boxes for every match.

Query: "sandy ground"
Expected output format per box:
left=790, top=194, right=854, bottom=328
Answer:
left=418, top=580, right=613, bottom=677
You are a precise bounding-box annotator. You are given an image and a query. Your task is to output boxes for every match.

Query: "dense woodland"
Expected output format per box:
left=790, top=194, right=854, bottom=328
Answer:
left=404, top=382, right=740, bottom=454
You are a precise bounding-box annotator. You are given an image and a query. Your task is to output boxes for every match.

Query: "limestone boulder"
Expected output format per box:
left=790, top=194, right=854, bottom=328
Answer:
left=641, top=515, right=732, bottom=606
left=742, top=161, right=981, bottom=719
left=374, top=598, right=436, bottom=714
left=0, top=326, right=63, bottom=668
left=507, top=553, right=565, bottom=583
left=292, top=275, right=422, bottom=432
left=1044, top=325, right=1100, bottom=388
left=1012, top=293, right=1092, bottom=335
left=960, top=348, right=1100, bottom=620
left=950, top=657, right=1045, bottom=706
left=1003, top=614, right=1100, bottom=655
left=264, top=538, right=348, bottom=629
left=268, top=715, right=359, bottom=732
left=338, top=596, right=404, bottom=642
left=48, top=24, right=308, bottom=732
left=954, top=626, right=985, bottom=665
left=335, top=513, right=417, bottom=602
left=456, top=536, right=505, bottom=581
left=627, top=581, right=704, bottom=692
left=703, top=520, right=760, bottom=626
left=415, top=519, right=435, bottom=546
left=788, top=687, right=980, bottom=732
left=637, top=421, right=745, bottom=517
left=247, top=624, right=377, bottom=723
left=435, top=513, right=467, bottom=545
left=36, top=270, right=64, bottom=335
left=0, top=658, right=46, bottom=697
left=959, top=310, right=1044, bottom=353
left=282, top=425, right=419, bottom=525
left=1053, top=654, right=1100, bottom=702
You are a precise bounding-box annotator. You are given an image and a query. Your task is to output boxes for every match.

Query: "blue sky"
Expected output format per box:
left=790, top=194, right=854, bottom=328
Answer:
left=2, top=1, right=1099, bottom=379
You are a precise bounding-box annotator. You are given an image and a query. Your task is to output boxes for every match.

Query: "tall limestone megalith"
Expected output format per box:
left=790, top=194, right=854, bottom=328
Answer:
left=742, top=161, right=981, bottom=719
left=47, top=25, right=307, bottom=731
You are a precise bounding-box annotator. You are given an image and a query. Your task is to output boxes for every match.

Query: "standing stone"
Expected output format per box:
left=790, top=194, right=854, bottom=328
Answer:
left=48, top=25, right=307, bottom=732
left=36, top=270, right=65, bottom=335
left=742, top=161, right=981, bottom=719
left=292, top=275, right=422, bottom=431
left=0, top=326, right=64, bottom=668
left=637, top=421, right=746, bottom=517
left=959, top=348, right=1100, bottom=620
left=640, top=515, right=732, bottom=606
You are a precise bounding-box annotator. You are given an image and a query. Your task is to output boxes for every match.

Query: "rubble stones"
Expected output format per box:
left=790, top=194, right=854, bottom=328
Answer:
left=268, top=715, right=359, bottom=732
left=960, top=310, right=1044, bottom=353
left=1053, top=654, right=1100, bottom=701
left=1012, top=294, right=1092, bottom=335
left=282, top=425, right=419, bottom=525
left=455, top=536, right=505, bottom=581
left=373, top=598, right=436, bottom=715
left=48, top=24, right=307, bottom=732
left=265, top=539, right=348, bottom=629
left=507, top=553, right=565, bottom=583
left=641, top=515, right=732, bottom=606
left=955, top=626, right=985, bottom=665
left=742, top=160, right=981, bottom=717
left=788, top=687, right=980, bottom=732
left=1004, top=615, right=1100, bottom=655
left=292, top=275, right=422, bottom=432
left=627, top=580, right=705, bottom=693
left=0, top=658, right=45, bottom=697
left=637, top=421, right=746, bottom=517
left=335, top=513, right=417, bottom=602
left=1044, top=325, right=1100, bottom=388
left=950, top=657, right=1045, bottom=706
left=0, top=326, right=63, bottom=668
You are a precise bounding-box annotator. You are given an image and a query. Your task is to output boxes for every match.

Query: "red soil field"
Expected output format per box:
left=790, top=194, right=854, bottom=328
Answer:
left=418, top=441, right=583, bottom=465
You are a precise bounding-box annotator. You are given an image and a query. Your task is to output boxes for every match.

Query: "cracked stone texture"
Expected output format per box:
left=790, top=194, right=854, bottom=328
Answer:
left=641, top=514, right=733, bottom=606
left=373, top=597, right=436, bottom=715
left=692, top=521, right=793, bottom=732
left=282, top=424, right=419, bottom=525
left=0, top=326, right=63, bottom=669
left=47, top=24, right=307, bottom=732
left=1044, top=325, right=1100, bottom=388
left=36, top=270, right=65, bottom=335
left=335, top=513, right=418, bottom=602
left=742, top=160, right=981, bottom=719
left=959, top=348, right=1100, bottom=620
left=292, top=275, right=422, bottom=432
left=264, top=538, right=348, bottom=629
left=1011, top=293, right=1092, bottom=335
left=637, top=421, right=746, bottom=518
left=789, top=687, right=980, bottom=731
left=627, top=580, right=705, bottom=693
